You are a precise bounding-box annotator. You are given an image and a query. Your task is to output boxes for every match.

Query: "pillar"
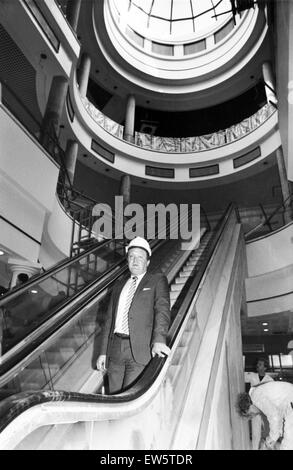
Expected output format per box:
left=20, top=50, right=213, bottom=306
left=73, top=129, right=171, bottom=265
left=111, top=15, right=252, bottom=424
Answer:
left=123, top=95, right=136, bottom=143
left=8, top=259, right=42, bottom=288
left=120, top=174, right=131, bottom=207
left=64, top=139, right=78, bottom=186
left=66, top=0, right=82, bottom=32
left=40, top=76, right=68, bottom=153
left=77, top=53, right=91, bottom=98
left=262, top=61, right=278, bottom=107
left=276, top=147, right=292, bottom=224
left=120, top=174, right=132, bottom=237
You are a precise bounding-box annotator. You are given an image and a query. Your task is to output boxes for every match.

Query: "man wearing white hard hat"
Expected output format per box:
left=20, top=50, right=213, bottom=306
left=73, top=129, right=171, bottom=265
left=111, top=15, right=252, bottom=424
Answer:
left=97, top=236, right=171, bottom=393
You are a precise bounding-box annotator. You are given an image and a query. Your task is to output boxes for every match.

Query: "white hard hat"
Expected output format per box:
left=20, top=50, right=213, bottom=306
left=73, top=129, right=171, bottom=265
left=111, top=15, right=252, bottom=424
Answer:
left=125, top=237, right=152, bottom=257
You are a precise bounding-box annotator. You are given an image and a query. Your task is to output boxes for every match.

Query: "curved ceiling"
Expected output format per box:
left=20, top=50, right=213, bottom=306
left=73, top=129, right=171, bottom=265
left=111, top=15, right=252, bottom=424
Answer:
left=77, top=1, right=271, bottom=112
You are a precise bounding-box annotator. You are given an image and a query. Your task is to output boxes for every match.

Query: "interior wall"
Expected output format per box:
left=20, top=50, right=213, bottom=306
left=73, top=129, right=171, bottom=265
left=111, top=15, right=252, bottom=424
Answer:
left=74, top=161, right=281, bottom=215
left=73, top=161, right=120, bottom=206
left=246, top=222, right=293, bottom=276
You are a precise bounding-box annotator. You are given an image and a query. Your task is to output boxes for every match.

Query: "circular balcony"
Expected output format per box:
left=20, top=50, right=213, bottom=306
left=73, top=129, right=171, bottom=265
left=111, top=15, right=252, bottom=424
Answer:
left=66, top=75, right=279, bottom=185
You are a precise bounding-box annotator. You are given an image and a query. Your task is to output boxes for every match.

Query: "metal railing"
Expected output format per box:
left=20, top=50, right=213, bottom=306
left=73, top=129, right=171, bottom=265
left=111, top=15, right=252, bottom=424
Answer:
left=244, top=193, right=293, bottom=240
left=82, top=93, right=276, bottom=153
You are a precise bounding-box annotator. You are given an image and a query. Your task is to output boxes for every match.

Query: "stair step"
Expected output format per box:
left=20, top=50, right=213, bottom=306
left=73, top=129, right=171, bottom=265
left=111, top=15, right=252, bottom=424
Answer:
left=174, top=277, right=187, bottom=284
left=170, top=291, right=180, bottom=301
left=182, top=266, right=194, bottom=272
left=179, top=271, right=192, bottom=278
left=170, top=299, right=177, bottom=308
left=170, top=284, right=183, bottom=292
left=186, top=260, right=197, bottom=267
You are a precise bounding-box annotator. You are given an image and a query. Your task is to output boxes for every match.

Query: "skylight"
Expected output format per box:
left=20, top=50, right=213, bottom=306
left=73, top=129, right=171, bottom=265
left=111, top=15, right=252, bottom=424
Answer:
left=112, top=0, right=233, bottom=41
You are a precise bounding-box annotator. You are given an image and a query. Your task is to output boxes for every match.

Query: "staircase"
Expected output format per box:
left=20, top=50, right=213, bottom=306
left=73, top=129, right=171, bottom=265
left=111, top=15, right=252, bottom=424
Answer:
left=168, top=232, right=213, bottom=308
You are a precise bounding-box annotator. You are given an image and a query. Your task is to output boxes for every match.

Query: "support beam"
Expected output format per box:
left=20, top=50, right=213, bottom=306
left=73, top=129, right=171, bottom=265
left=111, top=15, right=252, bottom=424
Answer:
left=77, top=53, right=91, bottom=98
left=123, top=95, right=136, bottom=143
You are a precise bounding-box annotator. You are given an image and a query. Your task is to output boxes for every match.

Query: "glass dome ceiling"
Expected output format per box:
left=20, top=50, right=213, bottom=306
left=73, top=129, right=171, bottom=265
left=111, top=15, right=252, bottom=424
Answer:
left=111, top=0, right=233, bottom=41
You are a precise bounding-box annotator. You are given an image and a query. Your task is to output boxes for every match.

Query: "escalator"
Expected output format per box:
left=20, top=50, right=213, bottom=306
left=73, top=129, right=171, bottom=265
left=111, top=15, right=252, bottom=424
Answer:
left=0, top=229, right=209, bottom=397
left=0, top=205, right=250, bottom=449
left=0, top=239, right=126, bottom=371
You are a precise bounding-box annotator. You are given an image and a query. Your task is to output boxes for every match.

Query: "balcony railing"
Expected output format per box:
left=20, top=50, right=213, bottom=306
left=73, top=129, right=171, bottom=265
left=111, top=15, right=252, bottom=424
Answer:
left=81, top=95, right=276, bottom=154
left=82, top=97, right=124, bottom=139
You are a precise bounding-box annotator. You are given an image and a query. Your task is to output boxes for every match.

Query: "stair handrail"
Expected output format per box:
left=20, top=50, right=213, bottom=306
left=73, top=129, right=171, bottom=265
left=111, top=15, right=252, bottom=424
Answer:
left=244, top=192, right=293, bottom=240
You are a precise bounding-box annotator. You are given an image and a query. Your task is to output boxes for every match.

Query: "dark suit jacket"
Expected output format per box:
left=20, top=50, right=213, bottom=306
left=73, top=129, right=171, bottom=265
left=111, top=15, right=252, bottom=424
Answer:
left=99, top=272, right=170, bottom=365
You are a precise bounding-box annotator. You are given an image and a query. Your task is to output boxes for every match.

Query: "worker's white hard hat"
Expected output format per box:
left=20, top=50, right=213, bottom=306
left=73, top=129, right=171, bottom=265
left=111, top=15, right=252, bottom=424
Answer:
left=125, top=237, right=152, bottom=257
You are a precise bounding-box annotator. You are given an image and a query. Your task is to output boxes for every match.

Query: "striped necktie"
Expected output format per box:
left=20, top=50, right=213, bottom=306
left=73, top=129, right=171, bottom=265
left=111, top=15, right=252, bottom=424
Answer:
left=121, top=276, right=138, bottom=335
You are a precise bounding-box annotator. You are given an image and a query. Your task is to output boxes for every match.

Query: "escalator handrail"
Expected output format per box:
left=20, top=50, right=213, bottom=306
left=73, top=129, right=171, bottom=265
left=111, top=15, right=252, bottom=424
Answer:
left=0, top=238, right=114, bottom=307
left=0, top=237, right=167, bottom=375
left=0, top=260, right=127, bottom=374
left=0, top=205, right=236, bottom=435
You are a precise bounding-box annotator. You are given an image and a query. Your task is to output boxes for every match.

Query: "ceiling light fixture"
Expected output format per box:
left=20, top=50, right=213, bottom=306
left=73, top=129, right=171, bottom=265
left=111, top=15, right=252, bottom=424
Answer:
left=0, top=250, right=5, bottom=256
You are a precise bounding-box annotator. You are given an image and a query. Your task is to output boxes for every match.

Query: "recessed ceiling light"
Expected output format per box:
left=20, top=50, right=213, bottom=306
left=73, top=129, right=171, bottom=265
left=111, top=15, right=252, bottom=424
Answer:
left=262, top=322, right=268, bottom=326
left=31, top=289, right=38, bottom=294
left=0, top=250, right=5, bottom=256
left=264, top=328, right=269, bottom=332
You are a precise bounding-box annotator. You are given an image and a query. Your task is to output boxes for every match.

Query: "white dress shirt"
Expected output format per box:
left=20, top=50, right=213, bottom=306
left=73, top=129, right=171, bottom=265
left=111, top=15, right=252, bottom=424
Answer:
left=245, top=372, right=274, bottom=387
left=114, top=272, right=146, bottom=334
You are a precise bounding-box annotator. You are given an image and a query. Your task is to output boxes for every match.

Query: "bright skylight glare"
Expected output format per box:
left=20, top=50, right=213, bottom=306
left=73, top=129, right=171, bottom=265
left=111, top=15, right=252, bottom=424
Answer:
left=112, top=0, right=233, bottom=41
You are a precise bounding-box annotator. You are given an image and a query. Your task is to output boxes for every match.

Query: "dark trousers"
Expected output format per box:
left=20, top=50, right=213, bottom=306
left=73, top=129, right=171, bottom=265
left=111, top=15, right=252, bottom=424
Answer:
left=107, top=335, right=145, bottom=394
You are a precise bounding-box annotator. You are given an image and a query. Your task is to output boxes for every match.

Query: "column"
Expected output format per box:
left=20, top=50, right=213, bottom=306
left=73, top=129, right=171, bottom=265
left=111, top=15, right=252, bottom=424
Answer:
left=77, top=53, right=91, bottom=98
left=262, top=61, right=278, bottom=107
left=120, top=174, right=131, bottom=207
left=8, top=259, right=42, bottom=288
left=123, top=95, right=136, bottom=143
left=66, top=0, right=82, bottom=32
left=64, top=139, right=78, bottom=186
left=276, top=147, right=292, bottom=224
left=40, top=76, right=68, bottom=153
left=120, top=174, right=131, bottom=236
